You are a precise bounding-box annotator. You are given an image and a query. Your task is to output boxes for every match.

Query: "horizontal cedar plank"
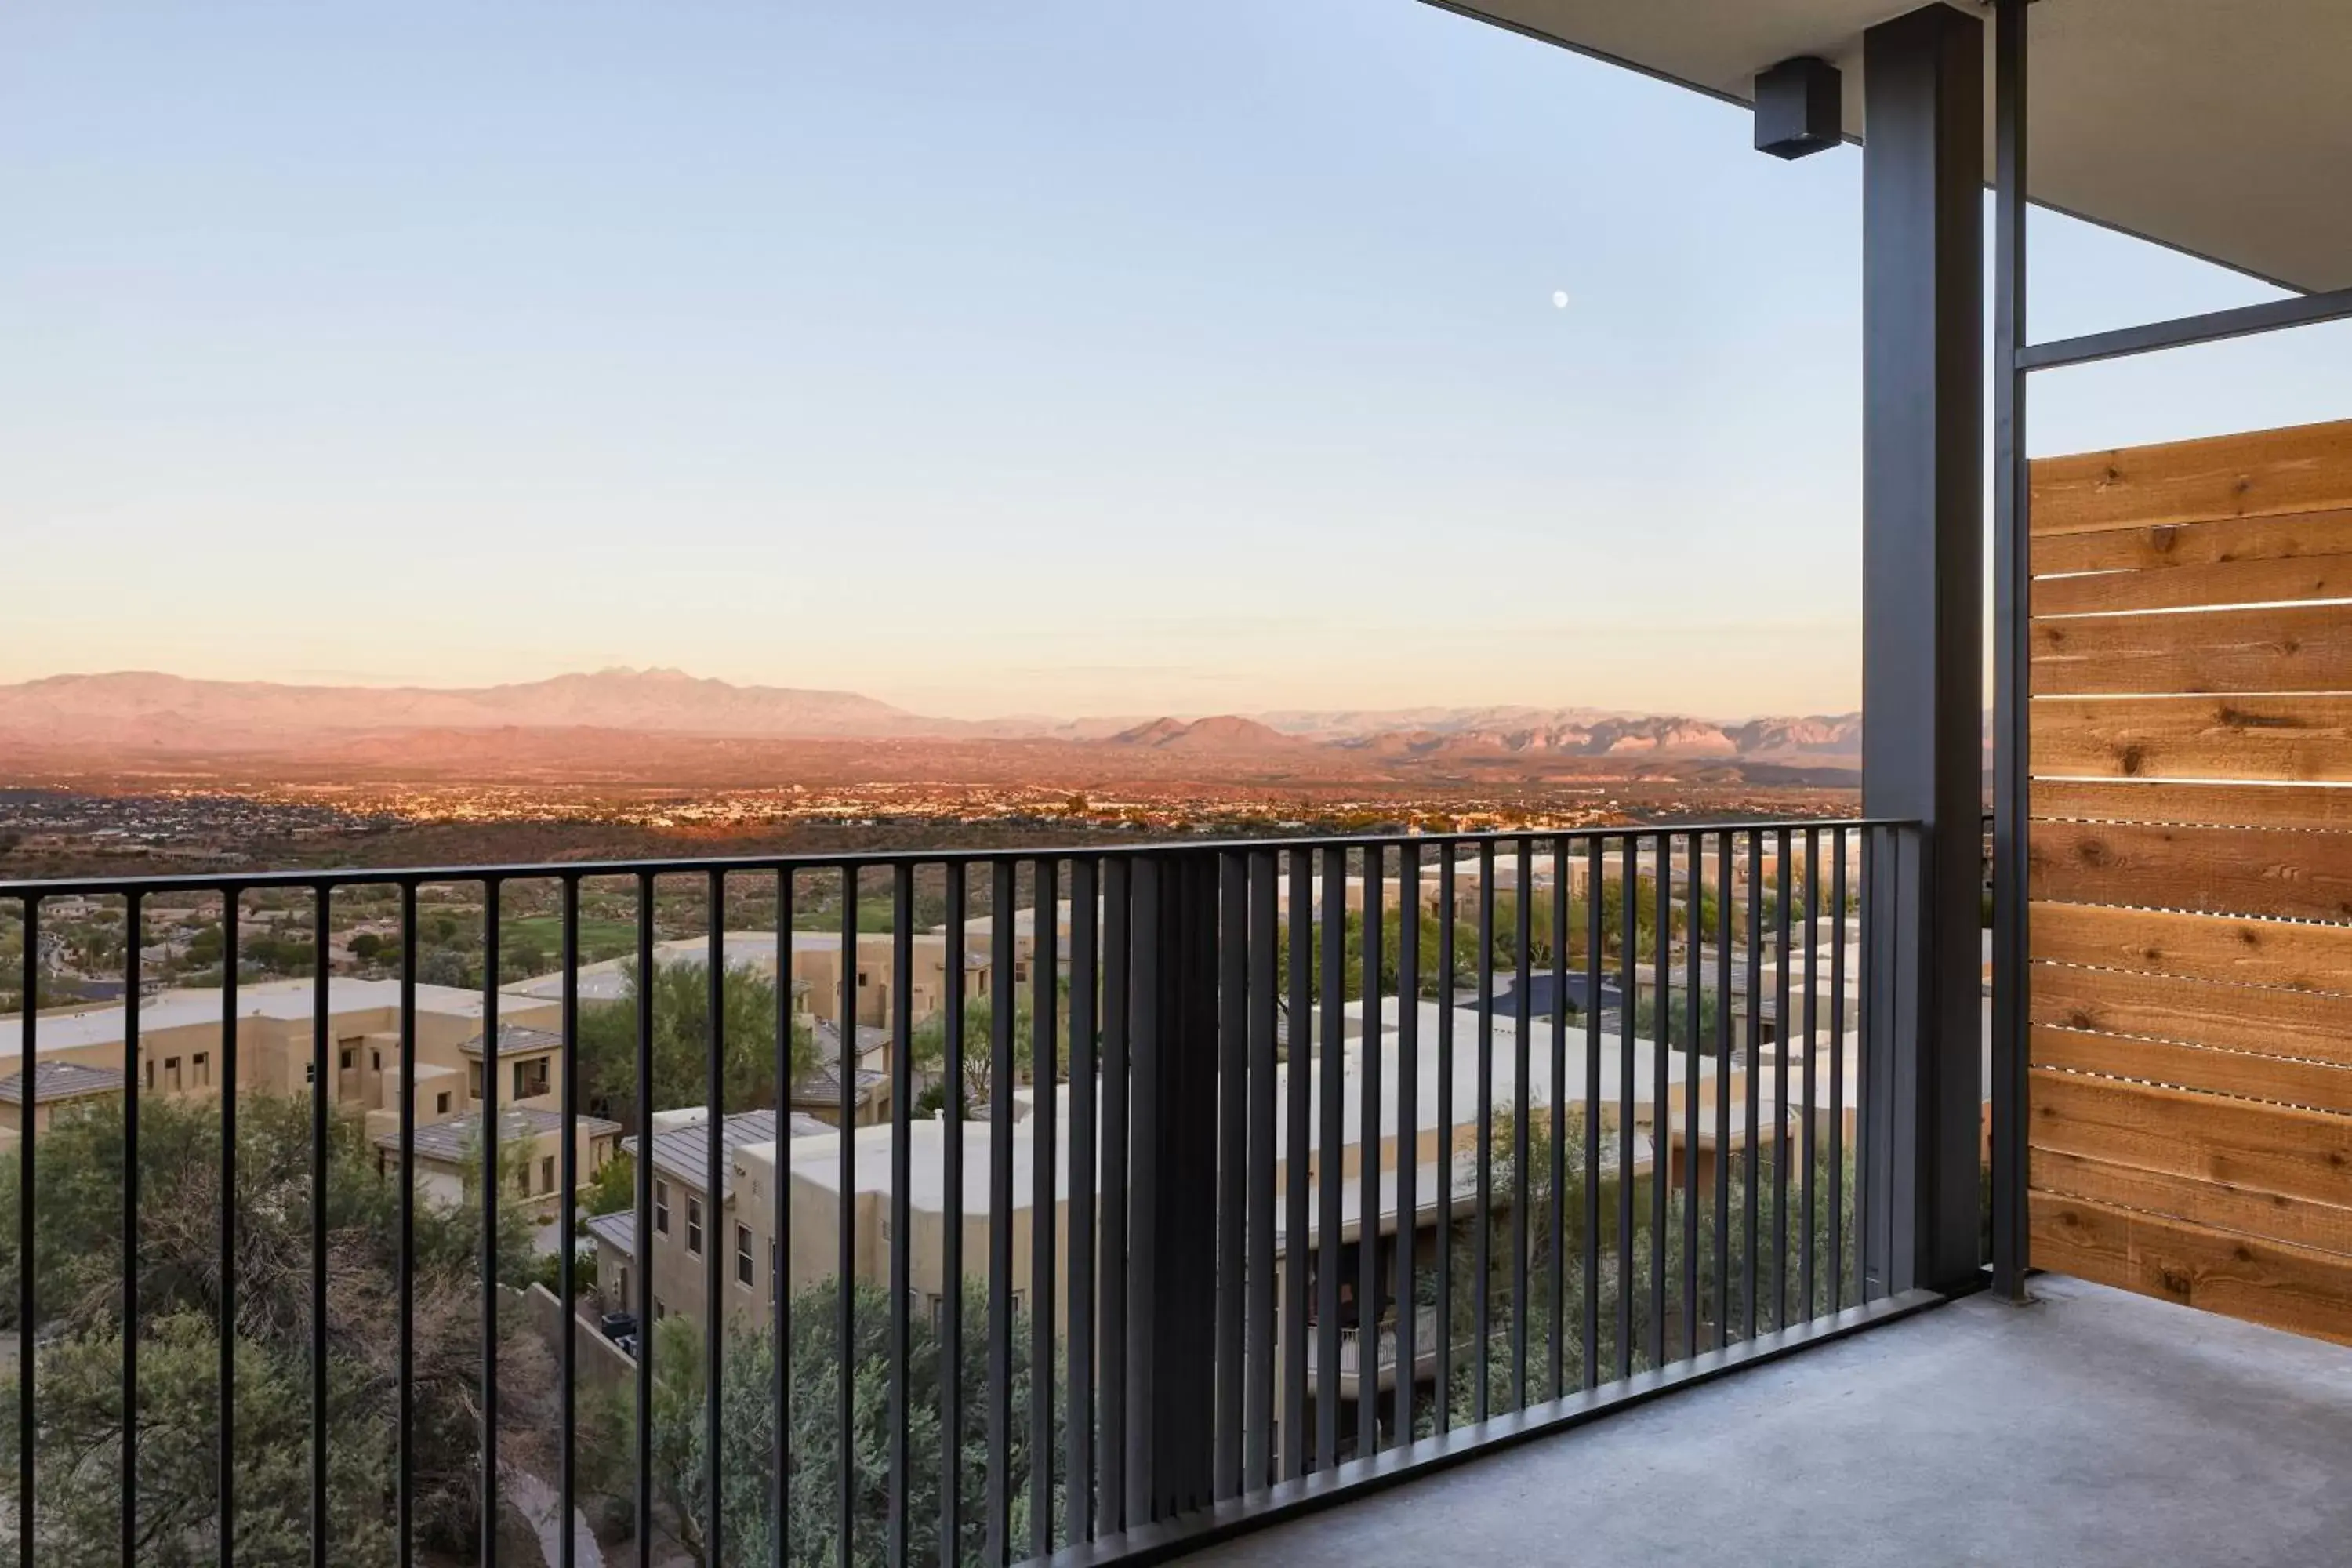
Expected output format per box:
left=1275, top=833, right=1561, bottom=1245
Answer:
left=2031, top=695, right=2352, bottom=782
left=2028, top=820, right=2352, bottom=922
left=2027, top=1070, right=2352, bottom=1211
left=2030, top=902, right=2352, bottom=992
left=2028, top=1190, right=2352, bottom=1345
left=2031, top=1148, right=2352, bottom=1258
left=2031, top=419, right=2352, bottom=536
left=2034, top=552, right=2352, bottom=615
left=2031, top=778, right=2352, bottom=830
left=2031, top=604, right=2352, bottom=695
left=2030, top=1024, right=2352, bottom=1112
left=2031, top=969, right=2352, bottom=1068
left=2031, top=507, right=2352, bottom=576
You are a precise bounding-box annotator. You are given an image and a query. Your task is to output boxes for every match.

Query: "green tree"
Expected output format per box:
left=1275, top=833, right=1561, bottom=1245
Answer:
left=576, top=959, right=818, bottom=1127
left=0, top=1093, right=575, bottom=1564
left=652, top=1276, right=1059, bottom=1566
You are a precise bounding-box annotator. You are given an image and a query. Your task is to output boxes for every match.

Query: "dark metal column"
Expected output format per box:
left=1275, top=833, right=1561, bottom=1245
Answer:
left=1989, top=0, right=2035, bottom=1303
left=1860, top=2, right=1985, bottom=1298
left=1129, top=849, right=1220, bottom=1520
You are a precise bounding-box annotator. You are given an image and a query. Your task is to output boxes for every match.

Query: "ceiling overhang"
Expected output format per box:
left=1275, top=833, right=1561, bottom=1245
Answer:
left=1431, top=0, right=2352, bottom=294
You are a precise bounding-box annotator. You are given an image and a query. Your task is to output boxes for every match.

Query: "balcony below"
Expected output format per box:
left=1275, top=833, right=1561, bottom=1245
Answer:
left=1189, top=1272, right=2352, bottom=1567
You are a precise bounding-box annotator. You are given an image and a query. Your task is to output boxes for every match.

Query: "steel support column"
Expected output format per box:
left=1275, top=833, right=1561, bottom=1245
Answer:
left=1859, top=2, right=1986, bottom=1298
left=1988, top=0, right=2034, bottom=1301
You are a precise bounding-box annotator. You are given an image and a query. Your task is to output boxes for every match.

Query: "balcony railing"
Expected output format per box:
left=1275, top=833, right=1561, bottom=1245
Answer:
left=0, top=820, right=1922, bottom=1566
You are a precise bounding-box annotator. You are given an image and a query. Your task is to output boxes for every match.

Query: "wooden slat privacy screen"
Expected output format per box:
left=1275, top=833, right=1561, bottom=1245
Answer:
left=2029, top=417, right=2352, bottom=1345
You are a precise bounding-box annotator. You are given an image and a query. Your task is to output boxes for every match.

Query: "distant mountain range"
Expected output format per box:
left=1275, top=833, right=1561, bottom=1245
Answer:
left=0, top=669, right=1866, bottom=781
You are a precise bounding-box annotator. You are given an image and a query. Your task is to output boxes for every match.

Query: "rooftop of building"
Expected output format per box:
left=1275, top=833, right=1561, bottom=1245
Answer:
left=376, top=1104, right=621, bottom=1166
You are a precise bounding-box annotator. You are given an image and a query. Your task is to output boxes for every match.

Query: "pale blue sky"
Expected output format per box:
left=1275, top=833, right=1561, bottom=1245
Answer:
left=4, top=2, right=2348, bottom=720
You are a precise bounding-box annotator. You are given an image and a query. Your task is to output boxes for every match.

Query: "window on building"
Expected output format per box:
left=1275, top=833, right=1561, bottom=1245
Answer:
left=654, top=1299, right=666, bottom=1322
left=468, top=1063, right=484, bottom=1100
left=305, top=1062, right=314, bottom=1086
left=769, top=1240, right=778, bottom=1290
left=513, top=1058, right=550, bottom=1101
left=654, top=1181, right=670, bottom=1235
left=339, top=1049, right=354, bottom=1071
left=540, top=1156, right=555, bottom=1193
left=437, top=1092, right=452, bottom=1115
left=516, top=1165, right=531, bottom=1198
left=372, top=1050, right=381, bottom=1073
left=164, top=1056, right=181, bottom=1092
left=146, top=1061, right=156, bottom=1091
left=686, top=1196, right=703, bottom=1257
left=858, top=970, right=869, bottom=988
left=191, top=1051, right=209, bottom=1087
left=736, top=1225, right=753, bottom=1287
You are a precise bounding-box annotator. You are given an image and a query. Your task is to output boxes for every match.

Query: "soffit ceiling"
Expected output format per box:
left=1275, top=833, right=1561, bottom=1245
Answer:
left=1435, top=0, right=2352, bottom=292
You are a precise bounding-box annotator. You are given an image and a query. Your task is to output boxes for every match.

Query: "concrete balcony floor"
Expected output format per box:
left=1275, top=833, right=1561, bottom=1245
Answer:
left=1189, top=1275, right=2352, bottom=1567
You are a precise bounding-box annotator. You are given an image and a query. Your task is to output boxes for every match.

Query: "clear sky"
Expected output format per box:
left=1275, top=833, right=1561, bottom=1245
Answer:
left=4, top=2, right=2349, bottom=720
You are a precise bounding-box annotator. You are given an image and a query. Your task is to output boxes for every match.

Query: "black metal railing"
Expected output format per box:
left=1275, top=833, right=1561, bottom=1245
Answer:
left=0, top=821, right=1924, bottom=1567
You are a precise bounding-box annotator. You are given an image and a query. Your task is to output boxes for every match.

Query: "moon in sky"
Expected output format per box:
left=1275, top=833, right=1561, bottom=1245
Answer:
left=1552, top=290, right=1570, bottom=309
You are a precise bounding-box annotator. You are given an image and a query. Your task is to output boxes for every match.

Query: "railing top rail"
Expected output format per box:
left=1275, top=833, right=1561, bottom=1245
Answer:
left=0, top=816, right=1917, bottom=898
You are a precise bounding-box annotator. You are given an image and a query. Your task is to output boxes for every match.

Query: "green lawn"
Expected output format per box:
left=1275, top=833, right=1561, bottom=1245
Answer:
left=499, top=915, right=641, bottom=966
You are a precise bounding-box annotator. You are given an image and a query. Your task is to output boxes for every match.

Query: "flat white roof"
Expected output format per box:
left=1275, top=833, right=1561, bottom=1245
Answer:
left=0, top=976, right=495, bottom=1059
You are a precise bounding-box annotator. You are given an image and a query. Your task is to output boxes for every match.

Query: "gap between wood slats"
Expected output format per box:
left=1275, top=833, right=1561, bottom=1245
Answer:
left=2030, top=418, right=2352, bottom=537
left=2029, top=902, right=2352, bottom=991
left=2031, top=1148, right=2352, bottom=1258
left=2031, top=507, right=2352, bottom=577
left=2027, top=820, right=2352, bottom=923
left=2031, top=1024, right=2352, bottom=1113
left=2034, top=556, right=2352, bottom=616
left=2028, top=1189, right=2352, bottom=1345
left=2031, top=603, right=2352, bottom=695
left=2031, top=695, right=2352, bottom=784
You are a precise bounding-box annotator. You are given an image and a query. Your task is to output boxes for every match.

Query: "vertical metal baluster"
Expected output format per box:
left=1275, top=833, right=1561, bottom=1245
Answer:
left=633, top=874, right=655, bottom=1568
left=1802, top=829, right=1821, bottom=1320
left=17, top=895, right=34, bottom=1568
left=1681, top=835, right=1702, bottom=1363
left=399, top=884, right=419, bottom=1568
left=1243, top=851, right=1277, bottom=1491
left=1435, top=850, right=1457, bottom=1427
left=1580, top=837, right=1600, bottom=1392
left=122, top=891, right=142, bottom=1566
left=310, top=885, right=329, bottom=1568
left=481, top=879, right=501, bottom=1568
left=706, top=873, right=726, bottom=1568
left=1215, top=852, right=1246, bottom=1492
left=1356, top=848, right=1385, bottom=1453
left=777, top=867, right=797, bottom=1568
left=1102, top=859, right=1131, bottom=1530
left=220, top=890, right=239, bottom=1567
left=1473, top=839, right=1494, bottom=1421
left=1830, top=831, right=1849, bottom=1313
left=938, top=864, right=964, bottom=1568
left=1393, top=848, right=1419, bottom=1444
left=1547, top=840, right=1568, bottom=1399
left=1279, top=851, right=1310, bottom=1475
left=891, top=865, right=915, bottom=1568
left=1713, top=834, right=1733, bottom=1351
left=1068, top=858, right=1099, bottom=1539
left=560, top=878, right=580, bottom=1568
left=1773, top=832, right=1793, bottom=1330
left=1314, top=847, right=1343, bottom=1469
left=1649, top=833, right=1669, bottom=1368
left=840, top=867, right=862, bottom=1568
left=1509, top=839, right=1530, bottom=1410
left=1030, top=860, right=1058, bottom=1557
left=1743, top=833, right=1763, bottom=1340
left=986, top=862, right=1013, bottom=1564
left=1614, top=839, right=1634, bottom=1381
